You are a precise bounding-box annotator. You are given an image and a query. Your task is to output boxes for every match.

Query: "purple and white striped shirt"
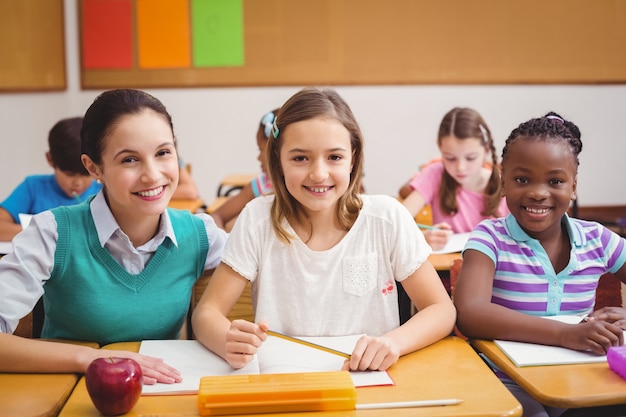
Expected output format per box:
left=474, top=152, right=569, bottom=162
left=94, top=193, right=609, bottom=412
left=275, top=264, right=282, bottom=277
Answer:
left=465, top=214, right=626, bottom=316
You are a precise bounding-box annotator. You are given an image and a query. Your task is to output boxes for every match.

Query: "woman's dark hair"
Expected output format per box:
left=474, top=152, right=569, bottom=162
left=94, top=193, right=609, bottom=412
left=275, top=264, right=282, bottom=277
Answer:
left=81, top=89, right=174, bottom=164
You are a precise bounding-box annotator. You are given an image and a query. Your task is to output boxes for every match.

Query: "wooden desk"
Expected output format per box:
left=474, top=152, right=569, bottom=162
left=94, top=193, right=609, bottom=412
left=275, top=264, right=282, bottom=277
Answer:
left=59, top=337, right=521, bottom=417
left=473, top=339, right=626, bottom=409
left=0, top=340, right=99, bottom=417
left=429, top=252, right=462, bottom=271
left=168, top=198, right=205, bottom=212
left=206, top=196, right=228, bottom=214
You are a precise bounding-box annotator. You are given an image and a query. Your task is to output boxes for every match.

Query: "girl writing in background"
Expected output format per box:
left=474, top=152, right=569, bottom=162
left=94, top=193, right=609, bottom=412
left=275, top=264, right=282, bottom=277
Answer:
left=193, top=87, right=455, bottom=371
left=210, top=108, right=278, bottom=231
left=401, top=107, right=508, bottom=250
left=0, top=89, right=228, bottom=384
left=454, top=112, right=626, bottom=417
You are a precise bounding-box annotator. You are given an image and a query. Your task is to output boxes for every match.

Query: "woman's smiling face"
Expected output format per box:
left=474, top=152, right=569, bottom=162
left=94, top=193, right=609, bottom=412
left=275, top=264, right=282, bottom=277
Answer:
left=93, top=109, right=179, bottom=222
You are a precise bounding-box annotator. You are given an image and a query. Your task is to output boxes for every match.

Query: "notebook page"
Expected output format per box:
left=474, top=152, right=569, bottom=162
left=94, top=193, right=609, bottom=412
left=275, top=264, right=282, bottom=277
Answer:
left=259, top=334, right=394, bottom=387
left=139, top=340, right=260, bottom=395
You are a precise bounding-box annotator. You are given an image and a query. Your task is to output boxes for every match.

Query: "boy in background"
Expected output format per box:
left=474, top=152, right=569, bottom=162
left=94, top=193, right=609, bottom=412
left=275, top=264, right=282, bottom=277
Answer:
left=0, top=117, right=102, bottom=241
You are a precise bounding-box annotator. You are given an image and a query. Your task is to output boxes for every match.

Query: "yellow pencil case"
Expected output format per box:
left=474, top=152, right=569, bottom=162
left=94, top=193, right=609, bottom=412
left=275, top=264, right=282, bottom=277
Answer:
left=197, top=371, right=357, bottom=416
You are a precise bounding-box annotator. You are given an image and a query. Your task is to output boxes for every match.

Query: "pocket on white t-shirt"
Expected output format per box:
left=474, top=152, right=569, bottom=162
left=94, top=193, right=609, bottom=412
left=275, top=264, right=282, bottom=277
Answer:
left=342, top=253, right=378, bottom=296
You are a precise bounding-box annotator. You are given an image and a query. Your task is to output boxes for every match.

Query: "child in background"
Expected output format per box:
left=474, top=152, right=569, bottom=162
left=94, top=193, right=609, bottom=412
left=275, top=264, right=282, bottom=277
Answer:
left=210, top=108, right=278, bottom=231
left=0, top=89, right=228, bottom=384
left=192, top=87, right=455, bottom=371
left=174, top=158, right=200, bottom=200
left=454, top=112, right=626, bottom=417
left=401, top=107, right=508, bottom=251
left=0, top=117, right=102, bottom=241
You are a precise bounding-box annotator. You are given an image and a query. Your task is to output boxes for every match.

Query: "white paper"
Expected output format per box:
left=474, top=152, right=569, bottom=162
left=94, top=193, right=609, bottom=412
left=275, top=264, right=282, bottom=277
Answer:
left=0, top=241, right=12, bottom=255
left=18, top=213, right=33, bottom=229
left=431, top=232, right=470, bottom=254
left=139, top=335, right=394, bottom=395
left=494, top=315, right=621, bottom=367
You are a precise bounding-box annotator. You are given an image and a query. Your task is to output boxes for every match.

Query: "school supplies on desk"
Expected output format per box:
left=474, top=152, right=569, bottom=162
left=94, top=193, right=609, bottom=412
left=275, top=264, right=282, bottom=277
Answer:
left=0, top=241, right=12, bottom=255
left=608, top=346, right=626, bottom=380
left=494, top=315, right=626, bottom=367
left=198, top=371, right=356, bottom=416
left=139, top=335, right=393, bottom=395
left=198, top=371, right=462, bottom=416
left=266, top=330, right=351, bottom=358
left=18, top=213, right=33, bottom=229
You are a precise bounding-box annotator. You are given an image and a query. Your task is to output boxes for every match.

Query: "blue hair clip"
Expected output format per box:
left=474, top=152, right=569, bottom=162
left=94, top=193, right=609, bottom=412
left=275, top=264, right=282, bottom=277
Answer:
left=272, top=118, right=279, bottom=138
left=261, top=111, right=275, bottom=138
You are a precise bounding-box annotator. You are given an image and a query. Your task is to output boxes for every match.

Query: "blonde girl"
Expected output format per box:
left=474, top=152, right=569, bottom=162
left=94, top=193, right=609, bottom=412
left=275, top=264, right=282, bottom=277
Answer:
left=193, top=87, right=455, bottom=372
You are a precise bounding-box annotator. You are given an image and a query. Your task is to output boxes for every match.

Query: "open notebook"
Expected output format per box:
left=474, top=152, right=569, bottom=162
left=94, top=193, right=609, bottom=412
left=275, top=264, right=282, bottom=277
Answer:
left=494, top=315, right=624, bottom=367
left=139, top=335, right=394, bottom=395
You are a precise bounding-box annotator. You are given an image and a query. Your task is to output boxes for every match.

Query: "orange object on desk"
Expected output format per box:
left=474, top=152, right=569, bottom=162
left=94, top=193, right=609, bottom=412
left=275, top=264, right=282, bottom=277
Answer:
left=198, top=371, right=356, bottom=415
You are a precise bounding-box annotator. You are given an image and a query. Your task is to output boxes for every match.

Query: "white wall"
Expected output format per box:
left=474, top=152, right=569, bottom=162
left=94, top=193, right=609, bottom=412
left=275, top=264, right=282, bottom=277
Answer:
left=1, top=0, right=625, bottom=207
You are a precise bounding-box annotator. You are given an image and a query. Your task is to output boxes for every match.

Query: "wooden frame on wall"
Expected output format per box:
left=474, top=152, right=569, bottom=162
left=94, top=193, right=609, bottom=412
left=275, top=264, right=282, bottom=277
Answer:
left=80, top=0, right=626, bottom=89
left=0, top=0, right=66, bottom=92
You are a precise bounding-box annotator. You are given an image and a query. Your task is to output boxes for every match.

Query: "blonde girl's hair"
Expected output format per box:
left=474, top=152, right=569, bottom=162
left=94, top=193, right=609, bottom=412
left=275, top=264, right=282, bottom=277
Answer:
left=437, top=107, right=502, bottom=218
left=266, top=87, right=364, bottom=243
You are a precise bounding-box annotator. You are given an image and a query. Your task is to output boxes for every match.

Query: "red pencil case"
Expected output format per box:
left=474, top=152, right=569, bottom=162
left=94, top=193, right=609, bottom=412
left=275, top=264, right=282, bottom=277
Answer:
left=607, top=346, right=626, bottom=380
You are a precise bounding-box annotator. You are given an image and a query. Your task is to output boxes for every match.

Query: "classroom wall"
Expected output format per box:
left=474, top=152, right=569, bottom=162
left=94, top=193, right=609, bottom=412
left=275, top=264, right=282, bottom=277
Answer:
left=0, top=0, right=625, bottom=207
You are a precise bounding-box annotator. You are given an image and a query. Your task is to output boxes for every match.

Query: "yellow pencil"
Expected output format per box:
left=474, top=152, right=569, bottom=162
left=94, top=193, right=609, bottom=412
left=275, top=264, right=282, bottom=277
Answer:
left=266, top=330, right=351, bottom=359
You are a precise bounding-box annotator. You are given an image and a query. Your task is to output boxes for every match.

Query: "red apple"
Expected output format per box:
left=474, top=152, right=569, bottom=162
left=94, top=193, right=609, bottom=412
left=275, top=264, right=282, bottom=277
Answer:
left=85, top=357, right=143, bottom=416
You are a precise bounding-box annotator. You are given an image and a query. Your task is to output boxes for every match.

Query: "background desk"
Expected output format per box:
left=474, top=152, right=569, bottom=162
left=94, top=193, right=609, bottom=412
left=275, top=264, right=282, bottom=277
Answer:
left=59, top=337, right=521, bottom=417
left=429, top=252, right=462, bottom=272
left=473, top=339, right=626, bottom=409
left=168, top=198, right=205, bottom=212
left=0, top=340, right=98, bottom=417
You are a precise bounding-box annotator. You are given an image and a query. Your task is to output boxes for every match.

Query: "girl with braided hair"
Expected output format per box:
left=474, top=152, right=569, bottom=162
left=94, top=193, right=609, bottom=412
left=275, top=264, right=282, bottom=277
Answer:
left=455, top=112, right=626, bottom=417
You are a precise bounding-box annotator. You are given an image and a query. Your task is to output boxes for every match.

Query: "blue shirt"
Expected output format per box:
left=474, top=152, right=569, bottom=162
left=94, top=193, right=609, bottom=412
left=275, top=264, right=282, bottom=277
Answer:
left=0, top=174, right=102, bottom=223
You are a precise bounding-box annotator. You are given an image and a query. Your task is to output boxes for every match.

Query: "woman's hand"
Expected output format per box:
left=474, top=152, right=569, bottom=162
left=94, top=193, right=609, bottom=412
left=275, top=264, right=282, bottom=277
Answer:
left=422, top=223, right=453, bottom=251
left=342, top=335, right=400, bottom=371
left=224, top=320, right=269, bottom=369
left=99, top=350, right=182, bottom=386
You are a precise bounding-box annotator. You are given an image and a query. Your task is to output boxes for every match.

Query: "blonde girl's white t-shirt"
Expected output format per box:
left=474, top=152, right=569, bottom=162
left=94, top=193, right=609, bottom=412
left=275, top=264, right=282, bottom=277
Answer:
left=221, top=194, right=431, bottom=337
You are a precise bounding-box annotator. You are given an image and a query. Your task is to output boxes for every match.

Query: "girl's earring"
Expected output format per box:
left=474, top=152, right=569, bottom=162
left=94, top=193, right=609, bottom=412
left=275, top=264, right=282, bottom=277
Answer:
left=96, top=179, right=102, bottom=184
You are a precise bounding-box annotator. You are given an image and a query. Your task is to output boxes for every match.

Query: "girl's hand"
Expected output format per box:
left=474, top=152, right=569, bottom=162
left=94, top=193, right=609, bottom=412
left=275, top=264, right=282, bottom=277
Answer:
left=560, top=320, right=623, bottom=355
left=99, top=350, right=182, bottom=386
left=342, top=335, right=400, bottom=371
left=587, top=307, right=626, bottom=330
left=224, top=319, right=269, bottom=369
left=423, top=223, right=453, bottom=251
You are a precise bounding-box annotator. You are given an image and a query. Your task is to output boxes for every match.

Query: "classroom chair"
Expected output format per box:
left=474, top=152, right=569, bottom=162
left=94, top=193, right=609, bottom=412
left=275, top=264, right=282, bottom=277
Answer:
left=14, top=298, right=44, bottom=338
left=216, top=173, right=256, bottom=197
